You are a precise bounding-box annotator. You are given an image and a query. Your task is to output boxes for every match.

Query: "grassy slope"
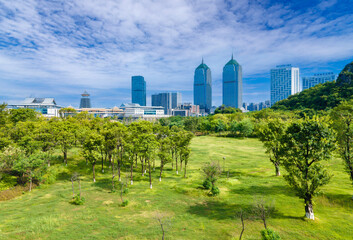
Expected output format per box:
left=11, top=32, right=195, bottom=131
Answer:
left=0, top=136, right=352, bottom=240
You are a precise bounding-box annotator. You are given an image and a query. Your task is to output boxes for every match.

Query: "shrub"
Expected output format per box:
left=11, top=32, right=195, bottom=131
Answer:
left=202, top=179, right=212, bottom=190
left=123, top=188, right=129, bottom=194
left=211, top=186, right=220, bottom=196
left=121, top=200, right=129, bottom=207
left=69, top=194, right=85, bottom=205
left=261, top=228, right=281, bottom=240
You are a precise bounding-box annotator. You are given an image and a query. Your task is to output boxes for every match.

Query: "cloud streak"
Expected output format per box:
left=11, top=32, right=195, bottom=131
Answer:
left=0, top=0, right=352, bottom=106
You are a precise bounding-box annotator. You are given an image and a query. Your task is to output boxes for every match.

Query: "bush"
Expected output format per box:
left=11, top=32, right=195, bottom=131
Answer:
left=261, top=228, right=281, bottom=240
left=202, top=179, right=212, bottom=190
left=123, top=188, right=129, bottom=194
left=69, top=194, right=85, bottom=205
left=211, top=186, right=220, bottom=196
left=121, top=200, right=129, bottom=207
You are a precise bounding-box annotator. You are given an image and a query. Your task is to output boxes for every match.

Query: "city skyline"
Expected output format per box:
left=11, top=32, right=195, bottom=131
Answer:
left=0, top=1, right=353, bottom=107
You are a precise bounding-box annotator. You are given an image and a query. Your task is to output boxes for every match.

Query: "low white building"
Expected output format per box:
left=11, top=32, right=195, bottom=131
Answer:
left=120, top=103, right=169, bottom=119
left=6, top=98, right=62, bottom=117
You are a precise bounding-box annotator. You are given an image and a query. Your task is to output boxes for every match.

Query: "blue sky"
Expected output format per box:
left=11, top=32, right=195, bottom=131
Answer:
left=0, top=0, right=353, bottom=108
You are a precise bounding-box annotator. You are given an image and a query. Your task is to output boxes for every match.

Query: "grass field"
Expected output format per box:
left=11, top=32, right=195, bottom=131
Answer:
left=0, top=136, right=352, bottom=239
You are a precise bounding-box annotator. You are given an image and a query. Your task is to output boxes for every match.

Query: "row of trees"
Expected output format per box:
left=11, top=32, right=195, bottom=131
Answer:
left=0, top=105, right=193, bottom=192
left=258, top=100, right=353, bottom=219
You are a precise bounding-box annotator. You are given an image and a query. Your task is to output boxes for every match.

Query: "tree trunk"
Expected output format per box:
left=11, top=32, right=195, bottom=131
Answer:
left=176, top=155, right=178, bottom=175
left=118, top=158, right=121, bottom=181
left=71, top=179, right=75, bottom=197
left=171, top=151, right=174, bottom=170
left=101, top=156, right=104, bottom=173
left=239, top=211, right=245, bottom=240
left=148, top=159, right=152, bottom=189
left=141, top=157, right=144, bottom=176
left=180, top=153, right=183, bottom=171
left=184, top=163, right=187, bottom=178
left=64, top=151, right=67, bottom=166
left=275, top=163, right=280, bottom=176
left=305, top=201, right=315, bottom=220
left=92, top=163, right=96, bottom=182
left=153, top=158, right=155, bottom=171
left=160, top=163, right=163, bottom=182
left=112, top=175, right=115, bottom=191
left=29, top=175, right=32, bottom=192
left=130, top=161, right=134, bottom=185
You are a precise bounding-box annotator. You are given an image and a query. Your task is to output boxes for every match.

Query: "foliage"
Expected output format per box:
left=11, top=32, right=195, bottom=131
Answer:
left=214, top=105, right=242, bottom=114
left=230, top=118, right=254, bottom=137
left=260, top=229, right=281, bottom=240
left=210, top=186, right=220, bottom=196
left=121, top=200, right=129, bottom=207
left=202, top=179, right=212, bottom=190
left=280, top=117, right=336, bottom=219
left=69, top=194, right=85, bottom=205
left=9, top=108, right=37, bottom=123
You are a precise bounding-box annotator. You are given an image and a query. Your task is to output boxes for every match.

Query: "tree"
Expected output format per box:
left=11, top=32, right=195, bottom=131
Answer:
left=202, top=161, right=222, bottom=196
left=182, top=147, right=191, bottom=178
left=139, top=133, right=159, bottom=189
left=36, top=121, right=56, bottom=167
left=82, top=131, right=104, bottom=182
left=258, top=119, right=287, bottom=176
left=0, top=146, right=24, bottom=172
left=230, top=118, right=254, bottom=137
left=59, top=107, right=77, bottom=118
left=9, top=108, right=37, bottom=124
left=331, top=100, right=353, bottom=190
left=13, top=153, right=45, bottom=191
left=0, top=103, right=9, bottom=125
left=52, top=120, right=75, bottom=166
left=280, top=117, right=335, bottom=219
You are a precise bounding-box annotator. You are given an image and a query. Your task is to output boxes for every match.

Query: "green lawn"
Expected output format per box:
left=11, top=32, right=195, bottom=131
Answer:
left=0, top=136, right=352, bottom=239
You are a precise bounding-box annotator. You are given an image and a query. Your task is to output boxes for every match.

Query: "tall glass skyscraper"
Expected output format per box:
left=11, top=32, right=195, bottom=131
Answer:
left=222, top=55, right=242, bottom=108
left=270, top=64, right=300, bottom=106
left=80, top=91, right=91, bottom=108
left=302, top=72, right=336, bottom=90
left=194, top=59, right=212, bottom=113
left=131, top=76, right=146, bottom=106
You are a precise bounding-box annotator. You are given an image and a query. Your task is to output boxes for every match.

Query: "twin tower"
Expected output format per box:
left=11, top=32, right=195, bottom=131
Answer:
left=193, top=55, right=242, bottom=113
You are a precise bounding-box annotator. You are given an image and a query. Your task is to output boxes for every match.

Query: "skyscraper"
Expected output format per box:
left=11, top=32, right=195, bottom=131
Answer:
left=151, top=92, right=181, bottom=114
left=131, top=76, right=146, bottom=106
left=302, top=72, right=337, bottom=90
left=270, top=64, right=300, bottom=106
left=80, top=91, right=91, bottom=108
left=194, top=59, right=212, bottom=113
left=222, top=54, right=242, bottom=108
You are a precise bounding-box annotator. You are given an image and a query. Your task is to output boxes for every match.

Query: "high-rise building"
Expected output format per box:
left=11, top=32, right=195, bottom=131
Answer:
left=222, top=55, right=242, bottom=108
left=80, top=91, right=92, bottom=108
left=131, top=76, right=146, bottom=106
left=194, top=59, right=212, bottom=113
left=302, top=72, right=336, bottom=90
left=151, top=92, right=181, bottom=114
left=270, top=64, right=300, bottom=106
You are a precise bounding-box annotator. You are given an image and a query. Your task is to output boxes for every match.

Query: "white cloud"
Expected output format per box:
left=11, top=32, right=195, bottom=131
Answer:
left=0, top=0, right=352, bottom=106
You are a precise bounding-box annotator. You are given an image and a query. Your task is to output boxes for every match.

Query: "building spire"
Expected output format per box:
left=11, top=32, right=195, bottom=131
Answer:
left=231, top=53, right=234, bottom=60
left=202, top=57, right=204, bottom=64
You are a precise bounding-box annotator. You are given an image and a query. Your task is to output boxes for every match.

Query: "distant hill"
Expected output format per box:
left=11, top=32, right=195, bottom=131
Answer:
left=272, top=61, right=353, bottom=111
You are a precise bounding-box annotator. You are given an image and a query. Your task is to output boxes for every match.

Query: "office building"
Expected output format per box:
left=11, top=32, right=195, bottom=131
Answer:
left=222, top=55, right=242, bottom=108
left=131, top=76, right=146, bottom=106
left=120, top=103, right=167, bottom=119
left=302, top=72, right=336, bottom=90
left=6, top=98, right=62, bottom=117
left=172, top=103, right=200, bottom=117
left=151, top=92, right=181, bottom=114
left=270, top=64, right=300, bottom=106
left=79, top=91, right=91, bottom=108
left=194, top=59, right=212, bottom=113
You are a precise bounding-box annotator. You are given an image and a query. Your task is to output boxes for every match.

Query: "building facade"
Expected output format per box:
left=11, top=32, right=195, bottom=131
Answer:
left=79, top=91, right=91, bottom=108
left=302, top=72, right=336, bottom=90
left=270, top=65, right=300, bottom=106
left=131, top=76, right=146, bottom=106
left=151, top=92, right=181, bottom=114
left=222, top=55, right=242, bottom=108
left=120, top=103, right=167, bottom=119
left=6, top=98, right=62, bottom=117
left=194, top=59, right=212, bottom=113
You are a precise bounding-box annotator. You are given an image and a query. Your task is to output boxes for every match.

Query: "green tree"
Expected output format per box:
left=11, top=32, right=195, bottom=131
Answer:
left=258, top=119, right=287, bottom=176
left=280, top=117, right=335, bottom=219
left=202, top=161, right=222, bottom=196
left=13, top=153, right=46, bottom=191
left=331, top=100, right=353, bottom=189
left=52, top=120, right=75, bottom=166
left=230, top=118, right=254, bottom=137
left=9, top=108, right=37, bottom=123
left=82, top=131, right=104, bottom=182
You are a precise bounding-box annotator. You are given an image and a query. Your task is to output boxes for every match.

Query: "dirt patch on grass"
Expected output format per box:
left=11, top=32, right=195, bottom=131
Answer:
left=0, top=184, right=36, bottom=201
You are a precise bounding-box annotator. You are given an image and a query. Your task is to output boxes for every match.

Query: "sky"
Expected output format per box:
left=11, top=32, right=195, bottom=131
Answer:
left=0, top=0, right=353, bottom=108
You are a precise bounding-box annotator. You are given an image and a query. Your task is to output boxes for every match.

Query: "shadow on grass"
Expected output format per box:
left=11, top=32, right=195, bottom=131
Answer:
left=187, top=200, right=303, bottom=221
left=318, top=193, right=353, bottom=209
left=231, top=185, right=295, bottom=197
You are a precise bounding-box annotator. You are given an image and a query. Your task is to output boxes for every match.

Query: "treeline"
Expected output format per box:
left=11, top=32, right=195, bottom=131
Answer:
left=0, top=104, right=193, bottom=193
